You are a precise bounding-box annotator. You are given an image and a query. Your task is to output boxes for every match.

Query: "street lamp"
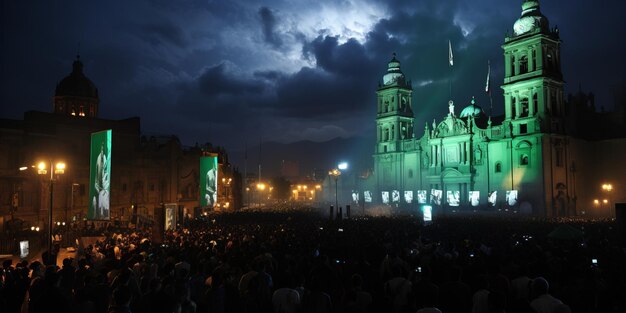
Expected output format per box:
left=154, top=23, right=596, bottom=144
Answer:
left=601, top=183, right=614, bottom=217
left=328, top=169, right=341, bottom=211
left=36, top=160, right=66, bottom=265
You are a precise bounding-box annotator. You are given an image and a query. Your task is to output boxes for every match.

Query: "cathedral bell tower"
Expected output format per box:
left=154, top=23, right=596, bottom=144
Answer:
left=373, top=54, right=415, bottom=190
left=502, top=0, right=564, bottom=135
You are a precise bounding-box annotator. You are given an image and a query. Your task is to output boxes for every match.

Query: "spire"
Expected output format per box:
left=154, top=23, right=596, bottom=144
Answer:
left=72, top=54, right=83, bottom=74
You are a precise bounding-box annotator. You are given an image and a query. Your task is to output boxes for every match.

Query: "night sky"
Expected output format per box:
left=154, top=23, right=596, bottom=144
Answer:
left=2, top=0, right=625, bottom=154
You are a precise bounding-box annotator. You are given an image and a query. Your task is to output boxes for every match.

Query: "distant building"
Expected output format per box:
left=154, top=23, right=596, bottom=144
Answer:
left=356, top=0, right=626, bottom=217
left=0, top=57, right=241, bottom=230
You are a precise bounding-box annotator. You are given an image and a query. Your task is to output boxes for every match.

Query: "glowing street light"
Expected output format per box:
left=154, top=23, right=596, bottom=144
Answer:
left=328, top=168, right=342, bottom=211
left=36, top=160, right=66, bottom=265
left=338, top=162, right=349, bottom=170
left=601, top=183, right=614, bottom=217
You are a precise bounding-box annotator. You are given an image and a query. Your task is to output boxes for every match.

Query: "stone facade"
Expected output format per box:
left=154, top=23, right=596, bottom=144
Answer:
left=366, top=0, right=626, bottom=217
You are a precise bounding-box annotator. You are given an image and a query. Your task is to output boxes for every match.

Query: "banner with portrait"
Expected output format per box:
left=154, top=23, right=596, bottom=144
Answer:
left=506, top=190, right=518, bottom=206
left=469, top=191, right=480, bottom=207
left=381, top=191, right=389, bottom=204
left=430, top=189, right=442, bottom=205
left=364, top=190, right=372, bottom=203
left=165, top=203, right=177, bottom=231
left=88, top=129, right=112, bottom=220
left=200, top=156, right=218, bottom=208
left=404, top=191, right=414, bottom=204
left=417, top=190, right=427, bottom=204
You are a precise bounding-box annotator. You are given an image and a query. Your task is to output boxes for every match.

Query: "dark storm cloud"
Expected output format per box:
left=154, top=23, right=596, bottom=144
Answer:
left=258, top=7, right=283, bottom=48
left=197, top=63, right=265, bottom=96
left=141, top=21, right=188, bottom=48
left=2, top=0, right=626, bottom=151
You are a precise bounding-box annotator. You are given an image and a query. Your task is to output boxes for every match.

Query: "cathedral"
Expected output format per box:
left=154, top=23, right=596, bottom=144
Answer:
left=363, top=0, right=626, bottom=217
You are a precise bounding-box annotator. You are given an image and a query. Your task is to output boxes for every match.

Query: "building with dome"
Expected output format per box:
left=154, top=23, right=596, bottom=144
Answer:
left=361, top=0, right=626, bottom=217
left=0, top=56, right=242, bottom=233
left=53, top=55, right=100, bottom=117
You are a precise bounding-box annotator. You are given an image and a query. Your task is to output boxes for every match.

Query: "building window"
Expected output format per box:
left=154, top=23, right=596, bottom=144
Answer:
left=495, top=162, right=502, bottom=173
left=533, top=94, right=538, bottom=115
left=519, top=55, right=528, bottom=74
left=408, top=169, right=413, bottom=178
left=384, top=145, right=387, bottom=153
left=521, top=154, right=529, bottom=166
left=532, top=49, right=537, bottom=70
left=511, top=98, right=517, bottom=118
left=520, top=124, right=528, bottom=134
left=80, top=184, right=86, bottom=196
left=521, top=98, right=529, bottom=117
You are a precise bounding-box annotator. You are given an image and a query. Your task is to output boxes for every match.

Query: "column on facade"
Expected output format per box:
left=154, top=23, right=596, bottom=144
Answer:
left=529, top=88, right=535, bottom=117
left=514, top=53, right=520, bottom=76
left=504, top=52, right=511, bottom=78
left=504, top=93, right=511, bottom=119
left=527, top=48, right=534, bottom=72
left=514, top=93, right=520, bottom=118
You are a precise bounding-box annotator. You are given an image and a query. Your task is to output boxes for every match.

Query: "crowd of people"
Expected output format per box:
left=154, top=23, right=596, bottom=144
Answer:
left=1, top=207, right=624, bottom=313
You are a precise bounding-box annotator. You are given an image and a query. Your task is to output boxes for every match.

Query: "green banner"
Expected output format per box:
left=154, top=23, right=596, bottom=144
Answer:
left=199, top=156, right=218, bottom=208
left=88, top=129, right=112, bottom=220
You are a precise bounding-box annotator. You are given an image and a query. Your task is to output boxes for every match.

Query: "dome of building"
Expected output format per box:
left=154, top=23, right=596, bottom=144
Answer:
left=459, top=97, right=484, bottom=118
left=382, top=54, right=407, bottom=86
left=55, top=56, right=99, bottom=98
left=513, top=0, right=549, bottom=36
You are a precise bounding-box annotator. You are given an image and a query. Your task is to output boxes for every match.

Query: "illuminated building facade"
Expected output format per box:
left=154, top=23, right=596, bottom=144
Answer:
left=0, top=58, right=241, bottom=230
left=368, top=0, right=626, bottom=217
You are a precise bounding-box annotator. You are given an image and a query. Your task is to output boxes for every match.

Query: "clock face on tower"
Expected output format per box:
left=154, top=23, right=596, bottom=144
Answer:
left=514, top=16, right=535, bottom=35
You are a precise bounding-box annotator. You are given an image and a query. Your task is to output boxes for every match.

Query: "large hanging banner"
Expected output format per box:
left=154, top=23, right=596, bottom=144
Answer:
left=200, top=156, right=218, bottom=208
left=164, top=203, right=177, bottom=231
left=88, top=129, right=112, bottom=220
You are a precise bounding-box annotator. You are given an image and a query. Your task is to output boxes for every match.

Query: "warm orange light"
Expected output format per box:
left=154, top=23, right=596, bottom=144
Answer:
left=593, top=199, right=599, bottom=204
left=55, top=162, right=66, bottom=174
left=603, top=199, right=608, bottom=204
left=256, top=183, right=266, bottom=191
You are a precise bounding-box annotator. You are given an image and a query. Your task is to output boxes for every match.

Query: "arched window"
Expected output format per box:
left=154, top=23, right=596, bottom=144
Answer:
left=495, top=162, right=502, bottom=173
left=533, top=94, right=538, bottom=116
left=519, top=55, right=528, bottom=74
left=532, top=49, right=537, bottom=70
left=520, top=98, right=529, bottom=117
left=521, top=154, right=529, bottom=166
left=384, top=128, right=390, bottom=141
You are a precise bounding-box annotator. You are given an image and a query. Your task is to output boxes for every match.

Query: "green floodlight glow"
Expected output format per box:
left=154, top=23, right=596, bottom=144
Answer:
left=338, top=162, right=348, bottom=170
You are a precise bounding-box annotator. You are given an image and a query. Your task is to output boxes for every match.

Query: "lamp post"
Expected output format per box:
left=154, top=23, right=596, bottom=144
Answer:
left=328, top=169, right=341, bottom=211
left=36, top=161, right=66, bottom=265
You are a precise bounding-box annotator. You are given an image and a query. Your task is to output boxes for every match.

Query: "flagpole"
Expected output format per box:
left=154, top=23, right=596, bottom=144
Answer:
left=448, top=40, right=453, bottom=100
left=486, top=60, right=493, bottom=123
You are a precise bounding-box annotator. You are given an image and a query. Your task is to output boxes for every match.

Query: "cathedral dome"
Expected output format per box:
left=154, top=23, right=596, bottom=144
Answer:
left=55, top=56, right=99, bottom=98
left=513, top=0, right=549, bottom=36
left=382, top=54, right=407, bottom=86
left=459, top=97, right=484, bottom=118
